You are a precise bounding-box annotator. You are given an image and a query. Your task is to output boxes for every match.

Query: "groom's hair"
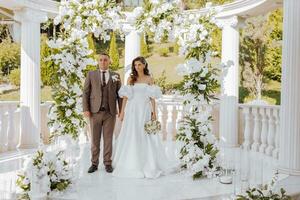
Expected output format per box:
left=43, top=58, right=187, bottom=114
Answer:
left=99, top=52, right=110, bottom=58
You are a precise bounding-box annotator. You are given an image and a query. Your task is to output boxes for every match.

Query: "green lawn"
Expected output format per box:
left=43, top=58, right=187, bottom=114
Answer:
left=0, top=86, right=53, bottom=102
left=0, top=52, right=281, bottom=105
left=118, top=53, right=185, bottom=83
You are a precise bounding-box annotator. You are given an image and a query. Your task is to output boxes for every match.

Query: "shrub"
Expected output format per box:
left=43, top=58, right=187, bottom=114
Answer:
left=0, top=71, right=7, bottom=84
left=8, top=68, right=20, bottom=86
left=41, top=34, right=59, bottom=86
left=0, top=39, right=20, bottom=75
left=109, top=32, right=120, bottom=71
left=141, top=34, right=150, bottom=57
left=158, top=47, right=169, bottom=57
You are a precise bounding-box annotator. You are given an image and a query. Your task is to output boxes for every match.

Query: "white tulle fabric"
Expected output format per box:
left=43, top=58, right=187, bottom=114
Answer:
left=112, top=83, right=177, bottom=179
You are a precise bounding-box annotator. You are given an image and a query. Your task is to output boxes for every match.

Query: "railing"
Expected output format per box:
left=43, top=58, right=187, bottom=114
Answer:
left=157, top=95, right=184, bottom=141
left=239, top=104, right=280, bottom=159
left=0, top=99, right=281, bottom=160
left=0, top=101, right=52, bottom=153
left=0, top=102, right=19, bottom=153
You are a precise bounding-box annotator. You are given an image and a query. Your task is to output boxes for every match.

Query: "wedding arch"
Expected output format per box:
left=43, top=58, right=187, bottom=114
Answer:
left=47, top=0, right=221, bottom=179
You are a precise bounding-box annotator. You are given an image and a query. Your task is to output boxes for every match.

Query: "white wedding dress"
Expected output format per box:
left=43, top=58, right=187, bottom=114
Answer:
left=112, top=83, right=177, bottom=178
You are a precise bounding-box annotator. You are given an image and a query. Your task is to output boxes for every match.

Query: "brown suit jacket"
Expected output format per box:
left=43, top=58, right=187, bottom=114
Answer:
left=82, top=70, right=122, bottom=114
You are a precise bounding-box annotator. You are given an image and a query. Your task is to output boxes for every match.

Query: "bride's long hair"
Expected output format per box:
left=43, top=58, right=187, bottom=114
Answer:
left=129, top=56, right=150, bottom=85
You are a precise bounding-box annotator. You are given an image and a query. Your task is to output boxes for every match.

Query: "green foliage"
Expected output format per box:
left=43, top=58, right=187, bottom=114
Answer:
left=0, top=39, right=20, bottom=76
left=240, top=9, right=283, bottom=101
left=84, top=33, right=98, bottom=74
left=173, top=42, right=180, bottom=55
left=0, top=24, right=11, bottom=42
left=8, top=68, right=20, bottom=86
left=0, top=71, right=6, bottom=84
left=265, top=9, right=282, bottom=82
left=148, top=67, right=183, bottom=94
left=141, top=33, right=150, bottom=57
left=211, top=28, right=222, bottom=57
left=41, top=34, right=59, bottom=86
left=237, top=187, right=291, bottom=200
left=240, top=15, right=272, bottom=100
left=158, top=47, right=169, bottom=57
left=181, top=0, right=233, bottom=9
left=109, top=31, right=120, bottom=71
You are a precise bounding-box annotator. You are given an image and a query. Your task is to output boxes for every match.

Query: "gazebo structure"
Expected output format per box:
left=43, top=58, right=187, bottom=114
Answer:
left=0, top=0, right=300, bottom=198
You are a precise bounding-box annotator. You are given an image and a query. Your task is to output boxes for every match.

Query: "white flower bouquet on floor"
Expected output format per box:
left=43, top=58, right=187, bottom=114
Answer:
left=16, top=150, right=73, bottom=199
left=144, top=120, right=161, bottom=135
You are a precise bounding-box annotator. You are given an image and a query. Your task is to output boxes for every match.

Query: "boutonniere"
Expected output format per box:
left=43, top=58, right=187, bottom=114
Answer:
left=112, top=75, right=120, bottom=82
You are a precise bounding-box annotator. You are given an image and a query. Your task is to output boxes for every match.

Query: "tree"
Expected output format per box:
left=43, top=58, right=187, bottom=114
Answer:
left=40, top=34, right=59, bottom=86
left=0, top=24, right=11, bottom=42
left=0, top=38, right=20, bottom=76
left=141, top=33, right=150, bottom=57
left=109, top=31, right=120, bottom=71
left=84, top=33, right=98, bottom=74
left=240, top=15, right=273, bottom=100
left=265, top=9, right=282, bottom=82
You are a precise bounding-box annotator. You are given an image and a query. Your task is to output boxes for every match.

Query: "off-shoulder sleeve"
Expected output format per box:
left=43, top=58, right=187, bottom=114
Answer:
left=118, top=85, right=133, bottom=99
left=147, top=85, right=162, bottom=99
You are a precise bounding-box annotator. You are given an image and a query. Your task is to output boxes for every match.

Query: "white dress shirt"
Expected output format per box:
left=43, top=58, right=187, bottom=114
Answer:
left=99, top=69, right=110, bottom=85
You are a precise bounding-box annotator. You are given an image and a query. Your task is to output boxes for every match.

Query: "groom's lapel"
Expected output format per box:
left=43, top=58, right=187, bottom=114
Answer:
left=95, top=70, right=102, bottom=91
left=108, top=70, right=113, bottom=87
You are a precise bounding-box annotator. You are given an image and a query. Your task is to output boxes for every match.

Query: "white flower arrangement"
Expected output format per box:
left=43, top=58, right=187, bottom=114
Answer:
left=45, top=0, right=223, bottom=181
left=111, top=74, right=120, bottom=83
left=46, top=0, right=123, bottom=139
left=144, top=120, right=161, bottom=135
left=16, top=150, right=73, bottom=199
left=134, top=0, right=179, bottom=43
left=175, top=9, right=221, bottom=180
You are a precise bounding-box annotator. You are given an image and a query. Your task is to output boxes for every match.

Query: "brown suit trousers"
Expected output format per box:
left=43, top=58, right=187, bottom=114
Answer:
left=82, top=70, right=122, bottom=166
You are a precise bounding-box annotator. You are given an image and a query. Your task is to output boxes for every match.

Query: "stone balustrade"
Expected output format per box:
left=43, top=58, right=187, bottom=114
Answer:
left=0, top=99, right=281, bottom=161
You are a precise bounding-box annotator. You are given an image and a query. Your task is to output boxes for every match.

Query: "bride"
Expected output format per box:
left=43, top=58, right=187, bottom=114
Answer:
left=112, top=56, right=177, bottom=179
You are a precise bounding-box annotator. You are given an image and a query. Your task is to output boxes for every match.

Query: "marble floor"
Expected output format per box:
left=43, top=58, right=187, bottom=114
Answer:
left=1, top=142, right=300, bottom=200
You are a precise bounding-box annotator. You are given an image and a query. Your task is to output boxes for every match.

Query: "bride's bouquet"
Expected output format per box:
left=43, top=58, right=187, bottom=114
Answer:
left=144, top=120, right=161, bottom=135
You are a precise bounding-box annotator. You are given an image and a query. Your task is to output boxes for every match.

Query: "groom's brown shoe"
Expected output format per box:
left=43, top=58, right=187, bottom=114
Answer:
left=88, top=165, right=98, bottom=173
left=105, top=165, right=113, bottom=173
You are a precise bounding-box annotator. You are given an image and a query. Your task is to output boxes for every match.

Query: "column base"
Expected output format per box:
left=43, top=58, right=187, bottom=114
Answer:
left=18, top=143, right=39, bottom=149
left=278, top=166, right=300, bottom=176
left=274, top=174, right=300, bottom=198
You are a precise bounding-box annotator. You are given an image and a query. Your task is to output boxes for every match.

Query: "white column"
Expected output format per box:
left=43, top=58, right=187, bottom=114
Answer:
left=278, top=0, right=300, bottom=175
left=218, top=16, right=241, bottom=147
left=124, top=26, right=141, bottom=83
left=14, top=8, right=48, bottom=149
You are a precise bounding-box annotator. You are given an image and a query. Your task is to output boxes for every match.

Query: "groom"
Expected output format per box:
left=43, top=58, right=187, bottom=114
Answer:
left=83, top=53, right=122, bottom=173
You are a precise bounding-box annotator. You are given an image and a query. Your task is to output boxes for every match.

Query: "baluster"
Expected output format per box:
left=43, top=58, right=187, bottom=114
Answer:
left=166, top=105, right=173, bottom=141
left=242, top=106, right=251, bottom=150
left=272, top=108, right=280, bottom=159
left=161, top=104, right=168, bottom=141
left=7, top=104, right=18, bottom=150
left=176, top=104, right=183, bottom=130
left=14, top=109, right=21, bottom=147
left=251, top=107, right=261, bottom=152
left=259, top=107, right=268, bottom=153
left=171, top=104, right=178, bottom=141
left=41, top=103, right=51, bottom=144
left=266, top=108, right=275, bottom=156
left=0, top=106, right=8, bottom=152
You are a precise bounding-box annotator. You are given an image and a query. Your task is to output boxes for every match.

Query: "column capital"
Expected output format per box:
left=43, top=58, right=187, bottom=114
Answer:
left=14, top=7, right=48, bottom=23
left=216, top=16, right=245, bottom=29
left=122, top=22, right=142, bottom=35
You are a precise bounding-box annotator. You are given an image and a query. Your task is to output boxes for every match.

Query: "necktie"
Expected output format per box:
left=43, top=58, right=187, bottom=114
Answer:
left=102, top=71, right=106, bottom=86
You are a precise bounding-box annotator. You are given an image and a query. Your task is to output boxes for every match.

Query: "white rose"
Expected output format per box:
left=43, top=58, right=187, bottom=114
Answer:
left=198, top=84, right=206, bottom=90
left=66, top=109, right=72, bottom=117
